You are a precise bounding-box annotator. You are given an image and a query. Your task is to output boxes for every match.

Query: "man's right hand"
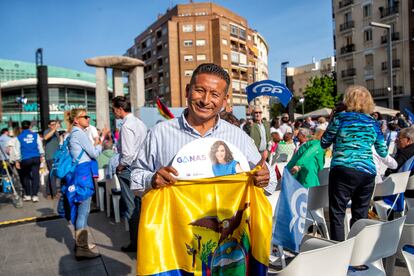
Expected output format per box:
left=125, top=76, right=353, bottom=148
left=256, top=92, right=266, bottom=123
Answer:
left=151, top=166, right=178, bottom=189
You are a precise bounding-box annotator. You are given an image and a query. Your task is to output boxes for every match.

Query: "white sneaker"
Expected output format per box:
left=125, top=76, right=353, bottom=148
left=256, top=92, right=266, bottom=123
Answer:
left=32, top=196, right=39, bottom=202
left=23, top=195, right=31, bottom=201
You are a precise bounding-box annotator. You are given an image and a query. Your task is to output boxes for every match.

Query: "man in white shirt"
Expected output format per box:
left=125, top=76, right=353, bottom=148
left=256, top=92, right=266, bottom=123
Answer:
left=112, top=96, right=148, bottom=252
left=279, top=113, right=293, bottom=136
left=85, top=124, right=99, bottom=146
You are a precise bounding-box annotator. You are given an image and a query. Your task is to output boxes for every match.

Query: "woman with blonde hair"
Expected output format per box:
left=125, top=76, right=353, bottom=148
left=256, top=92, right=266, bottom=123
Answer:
left=63, top=108, right=104, bottom=260
left=321, top=85, right=390, bottom=241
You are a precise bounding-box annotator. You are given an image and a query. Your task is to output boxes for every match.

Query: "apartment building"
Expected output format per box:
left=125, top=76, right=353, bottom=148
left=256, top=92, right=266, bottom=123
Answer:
left=286, top=57, right=336, bottom=97
left=333, top=0, right=413, bottom=110
left=125, top=2, right=269, bottom=115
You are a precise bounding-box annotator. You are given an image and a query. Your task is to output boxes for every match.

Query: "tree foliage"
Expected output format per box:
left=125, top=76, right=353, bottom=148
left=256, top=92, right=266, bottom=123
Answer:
left=303, top=75, right=338, bottom=113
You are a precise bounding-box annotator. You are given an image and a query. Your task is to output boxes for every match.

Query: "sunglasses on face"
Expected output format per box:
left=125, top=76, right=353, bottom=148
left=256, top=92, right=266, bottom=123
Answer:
left=78, top=115, right=90, bottom=120
left=254, top=112, right=262, bottom=114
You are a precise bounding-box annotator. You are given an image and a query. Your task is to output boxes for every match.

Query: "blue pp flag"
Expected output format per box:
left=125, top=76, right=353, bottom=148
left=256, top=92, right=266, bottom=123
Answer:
left=246, top=80, right=293, bottom=107
left=272, top=168, right=308, bottom=253
left=405, top=108, right=414, bottom=124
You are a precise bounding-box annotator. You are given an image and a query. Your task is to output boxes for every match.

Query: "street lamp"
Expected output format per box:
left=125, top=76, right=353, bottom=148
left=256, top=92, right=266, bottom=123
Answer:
left=299, top=97, right=305, bottom=115
left=370, top=21, right=393, bottom=109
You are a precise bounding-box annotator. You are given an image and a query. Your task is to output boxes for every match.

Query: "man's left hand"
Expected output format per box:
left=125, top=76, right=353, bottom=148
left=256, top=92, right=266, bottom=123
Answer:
left=252, top=156, right=270, bottom=188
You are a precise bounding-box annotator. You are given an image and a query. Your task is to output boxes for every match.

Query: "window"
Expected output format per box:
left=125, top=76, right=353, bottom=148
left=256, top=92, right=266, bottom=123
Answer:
left=232, top=80, right=241, bottom=91
left=222, top=53, right=228, bottom=60
left=183, top=40, right=193, bottom=47
left=344, top=12, right=352, bottom=23
left=184, top=70, right=193, bottom=77
left=182, top=24, right=193, bottom=32
left=239, top=29, right=246, bottom=39
left=388, top=0, right=396, bottom=8
left=197, top=54, right=206, bottom=61
left=195, top=24, right=205, bottom=32
left=363, top=4, right=372, bottom=17
left=366, top=79, right=374, bottom=91
left=66, top=88, right=86, bottom=106
left=184, top=55, right=193, bottom=61
left=365, top=54, right=373, bottom=68
left=364, top=29, right=372, bottom=42
left=196, top=39, right=206, bottom=46
left=222, top=39, right=228, bottom=45
left=231, top=52, right=239, bottom=63
left=230, top=25, right=238, bottom=36
left=239, top=54, right=247, bottom=65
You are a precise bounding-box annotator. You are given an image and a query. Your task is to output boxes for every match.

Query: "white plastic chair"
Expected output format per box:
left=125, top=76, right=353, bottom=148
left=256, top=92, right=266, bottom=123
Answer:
left=402, top=245, right=414, bottom=276
left=305, top=184, right=330, bottom=239
left=373, top=171, right=410, bottom=220
left=111, top=174, right=122, bottom=223
left=97, top=168, right=105, bottom=212
left=347, top=216, right=406, bottom=275
left=406, top=176, right=414, bottom=209
left=398, top=208, right=414, bottom=260
left=276, top=237, right=355, bottom=276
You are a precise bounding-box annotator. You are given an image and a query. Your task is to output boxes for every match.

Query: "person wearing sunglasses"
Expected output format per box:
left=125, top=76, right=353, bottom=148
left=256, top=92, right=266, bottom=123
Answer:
left=64, top=108, right=104, bottom=260
left=250, top=106, right=271, bottom=158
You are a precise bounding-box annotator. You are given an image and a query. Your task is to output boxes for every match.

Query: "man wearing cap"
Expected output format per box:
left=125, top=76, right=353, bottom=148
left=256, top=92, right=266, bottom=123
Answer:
left=279, top=113, right=293, bottom=136
left=250, top=106, right=271, bottom=157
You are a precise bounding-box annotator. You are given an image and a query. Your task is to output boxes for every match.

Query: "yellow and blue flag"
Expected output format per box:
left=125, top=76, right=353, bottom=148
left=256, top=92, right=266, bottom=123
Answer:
left=137, top=170, right=272, bottom=276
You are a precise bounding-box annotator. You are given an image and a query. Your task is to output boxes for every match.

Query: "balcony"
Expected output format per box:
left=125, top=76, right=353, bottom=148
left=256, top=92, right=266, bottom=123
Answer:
left=381, top=59, right=401, bottom=70
left=380, top=32, right=400, bottom=44
left=379, top=6, right=399, bottom=18
left=340, top=44, right=355, bottom=54
left=340, top=21, right=354, bottom=32
left=339, top=0, right=353, bottom=9
left=371, top=86, right=404, bottom=97
left=341, top=68, right=356, bottom=78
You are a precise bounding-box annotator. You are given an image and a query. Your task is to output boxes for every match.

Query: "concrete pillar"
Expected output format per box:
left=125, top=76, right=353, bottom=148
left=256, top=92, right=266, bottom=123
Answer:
left=95, top=67, right=110, bottom=130
left=113, top=69, right=124, bottom=97
left=129, top=66, right=145, bottom=117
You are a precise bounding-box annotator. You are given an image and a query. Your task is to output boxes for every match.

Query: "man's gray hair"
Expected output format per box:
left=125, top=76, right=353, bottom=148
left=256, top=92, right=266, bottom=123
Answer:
left=400, top=127, right=414, bottom=141
left=298, top=127, right=312, bottom=138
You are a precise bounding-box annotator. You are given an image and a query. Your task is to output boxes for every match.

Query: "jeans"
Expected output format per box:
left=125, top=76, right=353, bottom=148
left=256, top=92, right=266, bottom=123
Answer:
left=20, top=157, right=41, bottom=196
left=75, top=196, right=91, bottom=230
left=46, top=159, right=58, bottom=196
left=117, top=168, right=141, bottom=246
left=329, top=166, right=375, bottom=241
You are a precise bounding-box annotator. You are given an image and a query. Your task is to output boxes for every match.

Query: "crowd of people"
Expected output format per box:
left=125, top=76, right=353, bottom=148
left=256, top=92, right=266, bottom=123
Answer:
left=1, top=62, right=414, bottom=264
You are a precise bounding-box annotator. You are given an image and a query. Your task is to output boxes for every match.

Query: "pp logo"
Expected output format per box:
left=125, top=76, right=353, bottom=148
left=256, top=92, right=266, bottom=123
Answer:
left=68, top=185, right=76, bottom=193
left=252, top=83, right=283, bottom=94
left=289, top=188, right=308, bottom=234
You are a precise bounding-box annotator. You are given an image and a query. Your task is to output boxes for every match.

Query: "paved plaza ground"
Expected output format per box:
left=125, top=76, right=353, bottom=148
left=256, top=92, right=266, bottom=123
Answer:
left=0, top=190, right=411, bottom=275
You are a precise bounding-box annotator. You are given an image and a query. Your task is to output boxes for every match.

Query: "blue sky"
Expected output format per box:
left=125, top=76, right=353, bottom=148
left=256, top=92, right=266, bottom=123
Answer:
left=0, top=0, right=333, bottom=81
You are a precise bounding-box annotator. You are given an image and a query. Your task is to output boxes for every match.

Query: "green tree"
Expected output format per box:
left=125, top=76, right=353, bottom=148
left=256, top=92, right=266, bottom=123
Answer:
left=269, top=102, right=284, bottom=119
left=303, top=75, right=338, bottom=113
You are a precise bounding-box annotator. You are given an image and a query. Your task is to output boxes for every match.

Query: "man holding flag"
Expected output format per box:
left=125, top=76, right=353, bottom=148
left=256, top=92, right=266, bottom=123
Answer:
left=131, top=63, right=277, bottom=274
left=131, top=63, right=276, bottom=195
